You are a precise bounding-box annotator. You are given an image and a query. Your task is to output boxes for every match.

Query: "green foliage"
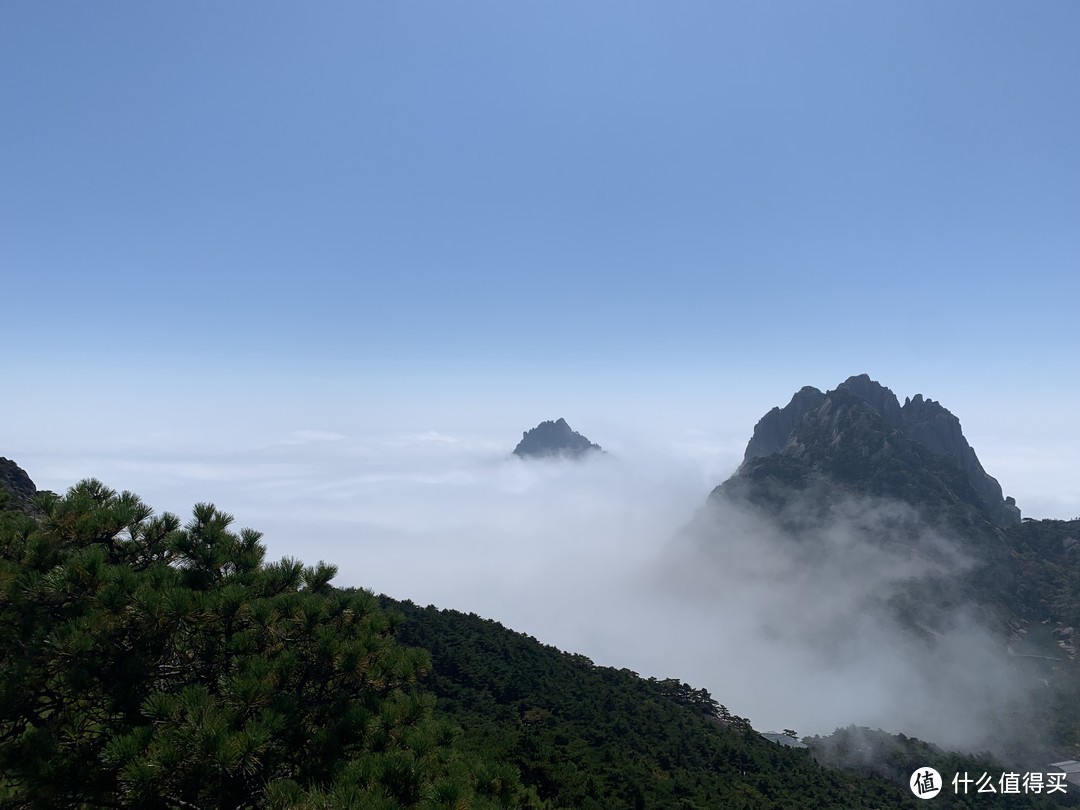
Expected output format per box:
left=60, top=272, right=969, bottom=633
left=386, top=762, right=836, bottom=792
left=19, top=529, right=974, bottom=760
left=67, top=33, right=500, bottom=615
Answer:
left=998, top=518, right=1080, bottom=758
left=0, top=480, right=523, bottom=808
left=807, top=727, right=1067, bottom=809
left=380, top=597, right=924, bottom=809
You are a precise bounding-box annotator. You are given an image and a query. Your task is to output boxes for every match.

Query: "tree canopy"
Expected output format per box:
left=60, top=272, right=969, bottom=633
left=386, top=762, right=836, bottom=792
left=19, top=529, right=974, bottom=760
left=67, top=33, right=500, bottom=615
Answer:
left=0, top=480, right=526, bottom=809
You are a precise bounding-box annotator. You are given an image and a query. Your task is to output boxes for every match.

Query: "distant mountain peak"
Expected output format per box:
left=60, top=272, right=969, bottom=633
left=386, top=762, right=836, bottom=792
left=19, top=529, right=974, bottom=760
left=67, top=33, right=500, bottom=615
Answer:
left=835, top=374, right=903, bottom=427
left=727, top=375, right=1020, bottom=525
left=513, top=419, right=602, bottom=459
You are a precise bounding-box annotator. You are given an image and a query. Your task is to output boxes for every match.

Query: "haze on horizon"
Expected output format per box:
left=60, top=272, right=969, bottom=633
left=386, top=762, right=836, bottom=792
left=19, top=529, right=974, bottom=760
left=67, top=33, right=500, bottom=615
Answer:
left=3, top=398, right=1058, bottom=750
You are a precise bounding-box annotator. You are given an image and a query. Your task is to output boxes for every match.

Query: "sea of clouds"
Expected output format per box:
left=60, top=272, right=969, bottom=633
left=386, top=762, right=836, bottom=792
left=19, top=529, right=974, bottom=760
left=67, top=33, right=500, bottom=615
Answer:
left=14, top=423, right=1054, bottom=752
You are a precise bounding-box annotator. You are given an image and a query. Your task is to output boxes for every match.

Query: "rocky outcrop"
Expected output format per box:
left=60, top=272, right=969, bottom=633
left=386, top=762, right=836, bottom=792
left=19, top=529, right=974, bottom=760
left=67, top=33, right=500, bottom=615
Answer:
left=0, top=457, right=38, bottom=513
left=513, top=418, right=603, bottom=459
left=730, top=375, right=1020, bottom=525
left=840, top=374, right=903, bottom=428
left=900, top=394, right=1017, bottom=524
left=1003, top=496, right=1021, bottom=524
left=744, top=386, right=825, bottom=461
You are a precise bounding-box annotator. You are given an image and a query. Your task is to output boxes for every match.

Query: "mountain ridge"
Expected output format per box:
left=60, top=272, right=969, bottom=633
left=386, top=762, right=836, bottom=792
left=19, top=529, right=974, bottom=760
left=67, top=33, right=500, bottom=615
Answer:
left=726, top=374, right=1020, bottom=526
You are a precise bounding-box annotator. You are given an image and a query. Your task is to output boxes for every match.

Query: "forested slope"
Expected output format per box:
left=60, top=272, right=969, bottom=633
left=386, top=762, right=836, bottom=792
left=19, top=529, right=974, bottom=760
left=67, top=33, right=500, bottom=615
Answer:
left=1, top=468, right=1072, bottom=808
left=382, top=596, right=1056, bottom=808
left=0, top=480, right=531, bottom=808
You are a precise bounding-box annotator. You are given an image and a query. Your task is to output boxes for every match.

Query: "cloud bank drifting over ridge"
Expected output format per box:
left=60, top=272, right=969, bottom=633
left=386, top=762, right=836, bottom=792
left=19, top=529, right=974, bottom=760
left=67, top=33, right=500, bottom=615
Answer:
left=12, top=424, right=1049, bottom=750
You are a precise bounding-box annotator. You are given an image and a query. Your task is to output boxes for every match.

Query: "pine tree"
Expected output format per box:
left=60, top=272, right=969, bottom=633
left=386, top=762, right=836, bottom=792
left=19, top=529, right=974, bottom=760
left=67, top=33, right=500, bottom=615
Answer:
left=0, top=480, right=523, bottom=808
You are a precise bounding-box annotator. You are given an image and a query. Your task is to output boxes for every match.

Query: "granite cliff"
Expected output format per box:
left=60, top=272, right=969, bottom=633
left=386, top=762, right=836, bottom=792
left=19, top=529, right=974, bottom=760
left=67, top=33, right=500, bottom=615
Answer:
left=0, top=457, right=37, bottom=513
left=723, top=374, right=1020, bottom=526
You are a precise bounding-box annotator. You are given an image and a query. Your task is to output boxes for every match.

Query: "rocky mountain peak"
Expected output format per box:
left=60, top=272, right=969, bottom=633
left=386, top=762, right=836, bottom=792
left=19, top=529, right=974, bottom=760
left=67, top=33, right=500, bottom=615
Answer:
left=730, top=376, right=1020, bottom=525
left=743, top=385, right=825, bottom=462
left=513, top=419, right=603, bottom=460
left=898, top=392, right=1013, bottom=524
left=834, top=374, right=903, bottom=427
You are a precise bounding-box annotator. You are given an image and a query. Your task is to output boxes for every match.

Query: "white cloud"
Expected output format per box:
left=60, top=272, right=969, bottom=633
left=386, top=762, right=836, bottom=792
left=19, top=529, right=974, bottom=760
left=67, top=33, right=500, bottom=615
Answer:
left=8, top=418, right=1066, bottom=755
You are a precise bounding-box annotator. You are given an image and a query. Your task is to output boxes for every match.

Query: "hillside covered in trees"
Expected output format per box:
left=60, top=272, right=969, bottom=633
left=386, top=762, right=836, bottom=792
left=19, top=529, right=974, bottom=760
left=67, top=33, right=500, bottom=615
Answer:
left=0, top=478, right=530, bottom=808
left=3, top=465, right=1075, bottom=807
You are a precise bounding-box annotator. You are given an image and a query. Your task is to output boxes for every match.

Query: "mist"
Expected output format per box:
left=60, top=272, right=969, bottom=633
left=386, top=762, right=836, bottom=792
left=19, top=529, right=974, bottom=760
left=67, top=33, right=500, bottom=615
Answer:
left=653, top=491, right=1036, bottom=752
left=19, top=425, right=1043, bottom=754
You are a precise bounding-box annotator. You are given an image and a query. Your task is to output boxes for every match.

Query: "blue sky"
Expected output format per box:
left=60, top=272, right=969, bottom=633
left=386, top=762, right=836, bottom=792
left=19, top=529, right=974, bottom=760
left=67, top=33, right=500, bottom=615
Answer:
left=3, top=1, right=1078, bottom=513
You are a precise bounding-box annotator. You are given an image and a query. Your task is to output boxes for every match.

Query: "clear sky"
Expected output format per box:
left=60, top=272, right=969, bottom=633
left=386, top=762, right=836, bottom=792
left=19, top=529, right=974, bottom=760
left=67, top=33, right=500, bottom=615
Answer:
left=3, top=2, right=1078, bottom=511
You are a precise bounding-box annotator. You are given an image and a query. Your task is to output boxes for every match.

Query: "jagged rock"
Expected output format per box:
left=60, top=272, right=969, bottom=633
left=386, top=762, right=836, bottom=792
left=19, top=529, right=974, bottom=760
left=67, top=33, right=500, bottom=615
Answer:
left=743, top=386, right=825, bottom=461
left=726, top=375, right=1020, bottom=526
left=900, top=394, right=1017, bottom=524
left=0, top=457, right=38, bottom=513
left=840, top=373, right=903, bottom=428
left=513, top=418, right=602, bottom=460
